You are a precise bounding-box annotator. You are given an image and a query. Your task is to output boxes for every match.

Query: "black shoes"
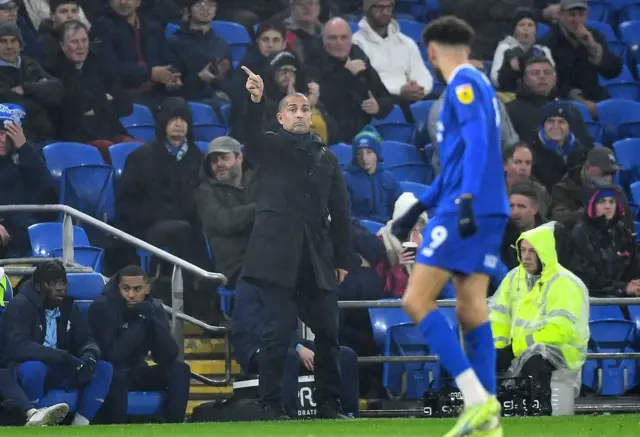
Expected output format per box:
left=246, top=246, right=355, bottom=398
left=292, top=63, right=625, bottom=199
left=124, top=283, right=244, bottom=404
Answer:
left=257, top=403, right=291, bottom=421
left=316, top=402, right=350, bottom=419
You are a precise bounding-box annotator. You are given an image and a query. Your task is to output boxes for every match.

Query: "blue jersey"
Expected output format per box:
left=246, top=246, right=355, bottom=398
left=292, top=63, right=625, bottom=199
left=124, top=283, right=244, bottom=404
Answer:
left=419, top=65, right=509, bottom=217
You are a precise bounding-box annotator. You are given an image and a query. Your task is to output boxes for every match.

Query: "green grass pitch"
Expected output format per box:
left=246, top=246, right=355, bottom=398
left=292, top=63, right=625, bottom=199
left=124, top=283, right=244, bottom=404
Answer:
left=2, top=415, right=640, bottom=436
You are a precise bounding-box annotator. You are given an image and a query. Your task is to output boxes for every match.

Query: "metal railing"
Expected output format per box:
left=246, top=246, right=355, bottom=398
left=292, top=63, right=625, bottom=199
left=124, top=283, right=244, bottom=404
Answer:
left=0, top=205, right=230, bottom=386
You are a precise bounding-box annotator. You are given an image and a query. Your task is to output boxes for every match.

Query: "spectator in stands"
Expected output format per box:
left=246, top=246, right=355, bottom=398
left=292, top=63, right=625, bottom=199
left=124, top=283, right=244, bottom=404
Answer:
left=375, top=192, right=428, bottom=297
left=194, top=136, right=254, bottom=289
left=0, top=22, right=62, bottom=145
left=352, top=0, right=433, bottom=115
left=20, top=0, right=90, bottom=32
left=440, top=0, right=533, bottom=60
left=307, top=17, right=393, bottom=143
left=0, top=0, right=42, bottom=60
left=89, top=265, right=190, bottom=424
left=344, top=126, right=402, bottom=223
left=567, top=186, right=640, bottom=297
left=503, top=142, right=550, bottom=216
left=0, top=104, right=53, bottom=259
left=537, top=0, right=622, bottom=108
left=231, top=276, right=360, bottom=418
left=550, top=147, right=622, bottom=224
left=36, top=0, right=79, bottom=68
left=115, top=97, right=209, bottom=317
left=530, top=100, right=590, bottom=191
left=505, top=55, right=593, bottom=147
left=491, top=223, right=589, bottom=415
left=90, top=0, right=181, bottom=109
left=491, top=7, right=554, bottom=92
left=216, top=0, right=288, bottom=28
left=536, top=0, right=561, bottom=24
left=168, top=0, right=233, bottom=111
left=47, top=20, right=134, bottom=163
left=0, top=261, right=113, bottom=426
left=501, top=182, right=545, bottom=270
left=261, top=51, right=338, bottom=144
left=429, top=58, right=521, bottom=174
left=230, top=20, right=288, bottom=142
left=284, top=0, right=323, bottom=63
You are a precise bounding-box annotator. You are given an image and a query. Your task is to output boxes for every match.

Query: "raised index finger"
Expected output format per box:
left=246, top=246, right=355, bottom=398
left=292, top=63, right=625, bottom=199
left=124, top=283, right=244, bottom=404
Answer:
left=241, top=66, right=256, bottom=78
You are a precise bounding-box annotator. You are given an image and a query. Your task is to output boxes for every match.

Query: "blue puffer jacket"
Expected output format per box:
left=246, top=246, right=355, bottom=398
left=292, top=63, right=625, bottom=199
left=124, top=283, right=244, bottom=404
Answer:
left=344, top=149, right=403, bottom=223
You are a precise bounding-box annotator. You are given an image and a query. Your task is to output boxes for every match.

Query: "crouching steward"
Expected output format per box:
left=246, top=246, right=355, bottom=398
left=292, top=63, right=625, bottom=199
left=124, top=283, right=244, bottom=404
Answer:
left=490, top=223, right=589, bottom=415
left=88, top=265, right=190, bottom=424
left=0, top=261, right=113, bottom=425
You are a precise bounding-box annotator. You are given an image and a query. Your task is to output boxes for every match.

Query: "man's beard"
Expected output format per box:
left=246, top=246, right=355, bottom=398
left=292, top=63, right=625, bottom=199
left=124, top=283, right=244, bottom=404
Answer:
left=433, top=65, right=446, bottom=84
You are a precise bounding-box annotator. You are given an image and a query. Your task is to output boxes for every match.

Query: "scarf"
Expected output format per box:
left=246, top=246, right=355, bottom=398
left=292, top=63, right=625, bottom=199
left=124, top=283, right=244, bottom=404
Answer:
left=165, top=139, right=188, bottom=161
left=538, top=128, right=577, bottom=162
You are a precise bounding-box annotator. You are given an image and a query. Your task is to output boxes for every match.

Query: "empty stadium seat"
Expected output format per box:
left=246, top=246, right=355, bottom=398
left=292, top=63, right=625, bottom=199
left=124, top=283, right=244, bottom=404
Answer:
left=584, top=121, right=603, bottom=142
left=381, top=141, right=422, bottom=166
left=219, top=103, right=231, bottom=124
left=50, top=247, right=104, bottom=274
left=396, top=18, right=424, bottom=42
left=109, top=142, right=143, bottom=180
left=348, top=21, right=359, bottom=33
left=399, top=181, right=429, bottom=197
left=631, top=180, right=640, bottom=202
left=537, top=22, right=550, bottom=38
left=588, top=0, right=609, bottom=21
left=583, top=319, right=638, bottom=395
left=372, top=105, right=415, bottom=142
left=360, top=219, right=384, bottom=234
left=42, top=143, right=105, bottom=187
left=211, top=21, right=251, bottom=64
left=196, top=141, right=209, bottom=154
left=387, top=163, right=431, bottom=184
left=329, top=143, right=352, bottom=167
left=614, top=138, right=640, bottom=173
left=120, top=104, right=155, bottom=142
left=28, top=223, right=91, bottom=257
left=66, top=272, right=106, bottom=315
left=165, top=22, right=179, bottom=38
left=596, top=99, right=640, bottom=139
left=621, top=3, right=640, bottom=21
left=410, top=100, right=436, bottom=123
left=188, top=102, right=229, bottom=142
left=619, top=19, right=640, bottom=44
left=570, top=100, right=593, bottom=121
left=600, top=66, right=640, bottom=100
left=60, top=165, right=116, bottom=223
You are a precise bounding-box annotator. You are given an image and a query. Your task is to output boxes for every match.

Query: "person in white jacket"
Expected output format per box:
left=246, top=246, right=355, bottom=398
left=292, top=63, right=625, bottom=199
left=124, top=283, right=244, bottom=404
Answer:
left=491, top=7, right=554, bottom=92
left=352, top=0, right=433, bottom=106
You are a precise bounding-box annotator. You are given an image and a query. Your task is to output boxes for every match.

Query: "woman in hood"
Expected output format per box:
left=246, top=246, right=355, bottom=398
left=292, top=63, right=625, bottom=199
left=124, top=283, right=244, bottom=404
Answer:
left=490, top=7, right=554, bottom=92
left=567, top=185, right=640, bottom=298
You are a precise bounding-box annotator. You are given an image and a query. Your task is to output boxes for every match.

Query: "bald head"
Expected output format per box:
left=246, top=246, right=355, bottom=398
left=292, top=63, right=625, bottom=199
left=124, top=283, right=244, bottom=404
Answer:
left=322, top=17, right=352, bottom=60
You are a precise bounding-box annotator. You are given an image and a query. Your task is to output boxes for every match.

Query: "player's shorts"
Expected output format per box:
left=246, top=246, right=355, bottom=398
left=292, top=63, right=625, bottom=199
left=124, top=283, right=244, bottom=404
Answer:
left=415, top=214, right=508, bottom=276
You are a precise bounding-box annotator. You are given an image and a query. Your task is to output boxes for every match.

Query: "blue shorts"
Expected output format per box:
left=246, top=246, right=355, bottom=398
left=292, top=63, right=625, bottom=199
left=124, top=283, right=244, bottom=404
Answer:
left=416, top=215, right=508, bottom=276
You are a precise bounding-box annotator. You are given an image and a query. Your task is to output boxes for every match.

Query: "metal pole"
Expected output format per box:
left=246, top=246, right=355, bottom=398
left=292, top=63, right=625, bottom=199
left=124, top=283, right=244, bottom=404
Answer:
left=62, top=213, right=74, bottom=264
left=171, top=266, right=185, bottom=361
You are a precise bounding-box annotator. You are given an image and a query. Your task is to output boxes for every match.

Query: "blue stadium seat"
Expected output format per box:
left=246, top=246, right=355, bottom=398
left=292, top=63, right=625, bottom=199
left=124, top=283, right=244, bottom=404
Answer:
left=360, top=219, right=384, bottom=234
left=588, top=1, right=609, bottom=22
left=410, top=100, right=436, bottom=123
left=42, top=143, right=105, bottom=188
left=590, top=304, right=626, bottom=320
left=396, top=18, right=424, bottom=43
left=630, top=180, right=640, bottom=202
left=588, top=20, right=617, bottom=41
left=127, top=391, right=165, bottom=416
left=50, top=247, right=104, bottom=274
left=188, top=102, right=229, bottom=142
left=120, top=104, right=155, bottom=142
left=381, top=141, right=422, bottom=166
left=537, top=22, right=550, bottom=38
left=569, top=100, right=594, bottom=121
left=372, top=105, right=414, bottom=142
left=596, top=99, right=640, bottom=139
left=218, top=288, right=236, bottom=316
left=219, top=103, right=231, bottom=124
left=387, top=163, right=431, bottom=184
left=66, top=272, right=106, bottom=315
left=348, top=21, right=359, bottom=33
left=196, top=141, right=209, bottom=154
left=583, top=319, right=638, bottom=395
left=621, top=3, right=640, bottom=21
left=165, top=22, right=179, bottom=39
left=211, top=21, right=251, bottom=64
left=396, top=0, right=427, bottom=20
left=600, top=66, right=640, bottom=100
left=613, top=138, right=640, bottom=172
left=60, top=165, right=116, bottom=223
left=28, top=223, right=91, bottom=257
left=399, top=181, right=429, bottom=197
left=329, top=143, right=352, bottom=167
left=584, top=121, right=603, bottom=142
left=109, top=142, right=143, bottom=180
left=619, top=19, right=640, bottom=44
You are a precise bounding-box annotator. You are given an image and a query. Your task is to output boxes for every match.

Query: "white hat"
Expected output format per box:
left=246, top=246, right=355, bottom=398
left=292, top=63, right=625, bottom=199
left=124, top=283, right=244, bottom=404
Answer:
left=392, top=192, right=428, bottom=222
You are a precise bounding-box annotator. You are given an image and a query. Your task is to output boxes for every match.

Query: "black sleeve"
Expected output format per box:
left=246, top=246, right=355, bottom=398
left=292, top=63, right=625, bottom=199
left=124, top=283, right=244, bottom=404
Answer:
left=242, top=97, right=268, bottom=165
left=591, top=30, right=623, bottom=80
left=87, top=300, right=147, bottom=365
left=327, top=154, right=351, bottom=270
left=364, top=66, right=394, bottom=120
left=70, top=304, right=101, bottom=360
left=148, top=301, right=179, bottom=364
left=22, top=62, right=64, bottom=105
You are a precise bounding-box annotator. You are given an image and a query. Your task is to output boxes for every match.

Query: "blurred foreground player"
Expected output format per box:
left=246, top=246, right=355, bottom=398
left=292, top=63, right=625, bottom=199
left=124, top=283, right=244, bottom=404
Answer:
left=392, top=16, right=509, bottom=437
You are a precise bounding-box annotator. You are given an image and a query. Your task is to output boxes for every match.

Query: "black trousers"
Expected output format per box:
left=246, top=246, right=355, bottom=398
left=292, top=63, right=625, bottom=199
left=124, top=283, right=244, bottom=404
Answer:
left=249, top=272, right=342, bottom=409
left=99, top=361, right=191, bottom=424
left=0, top=368, right=32, bottom=414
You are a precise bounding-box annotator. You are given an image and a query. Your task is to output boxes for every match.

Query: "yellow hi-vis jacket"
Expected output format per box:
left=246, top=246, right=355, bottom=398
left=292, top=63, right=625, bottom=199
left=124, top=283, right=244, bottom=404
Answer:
left=490, top=224, right=589, bottom=373
left=0, top=267, right=7, bottom=307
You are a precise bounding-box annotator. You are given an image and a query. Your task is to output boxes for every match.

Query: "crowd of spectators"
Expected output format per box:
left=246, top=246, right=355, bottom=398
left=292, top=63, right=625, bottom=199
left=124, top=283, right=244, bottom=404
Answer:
left=1, top=0, right=640, bottom=407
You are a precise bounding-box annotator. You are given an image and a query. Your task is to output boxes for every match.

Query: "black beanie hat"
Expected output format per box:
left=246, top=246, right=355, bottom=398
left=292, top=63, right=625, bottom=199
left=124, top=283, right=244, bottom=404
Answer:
left=33, top=260, right=67, bottom=286
left=511, top=7, right=537, bottom=33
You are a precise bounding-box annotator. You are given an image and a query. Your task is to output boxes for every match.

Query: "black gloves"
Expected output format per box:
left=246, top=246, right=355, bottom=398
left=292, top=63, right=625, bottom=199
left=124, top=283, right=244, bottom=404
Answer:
left=134, top=301, right=155, bottom=321
left=391, top=202, right=426, bottom=241
left=458, top=197, right=477, bottom=239
left=75, top=353, right=97, bottom=386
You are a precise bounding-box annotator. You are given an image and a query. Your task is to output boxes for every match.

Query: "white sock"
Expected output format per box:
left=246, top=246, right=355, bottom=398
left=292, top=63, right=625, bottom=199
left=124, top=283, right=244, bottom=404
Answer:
left=455, top=368, right=490, bottom=407
left=25, top=408, right=36, bottom=419
left=71, top=414, right=90, bottom=426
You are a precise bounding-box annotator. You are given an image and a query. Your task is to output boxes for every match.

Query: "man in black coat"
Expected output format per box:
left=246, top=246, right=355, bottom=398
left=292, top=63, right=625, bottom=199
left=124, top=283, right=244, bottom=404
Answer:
left=0, top=261, right=113, bottom=426
left=88, top=265, right=190, bottom=424
left=240, top=65, right=351, bottom=419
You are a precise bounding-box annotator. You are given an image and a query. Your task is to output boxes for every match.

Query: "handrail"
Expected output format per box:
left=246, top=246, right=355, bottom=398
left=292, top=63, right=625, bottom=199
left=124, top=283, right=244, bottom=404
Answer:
left=0, top=205, right=227, bottom=285
left=338, top=297, right=640, bottom=308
